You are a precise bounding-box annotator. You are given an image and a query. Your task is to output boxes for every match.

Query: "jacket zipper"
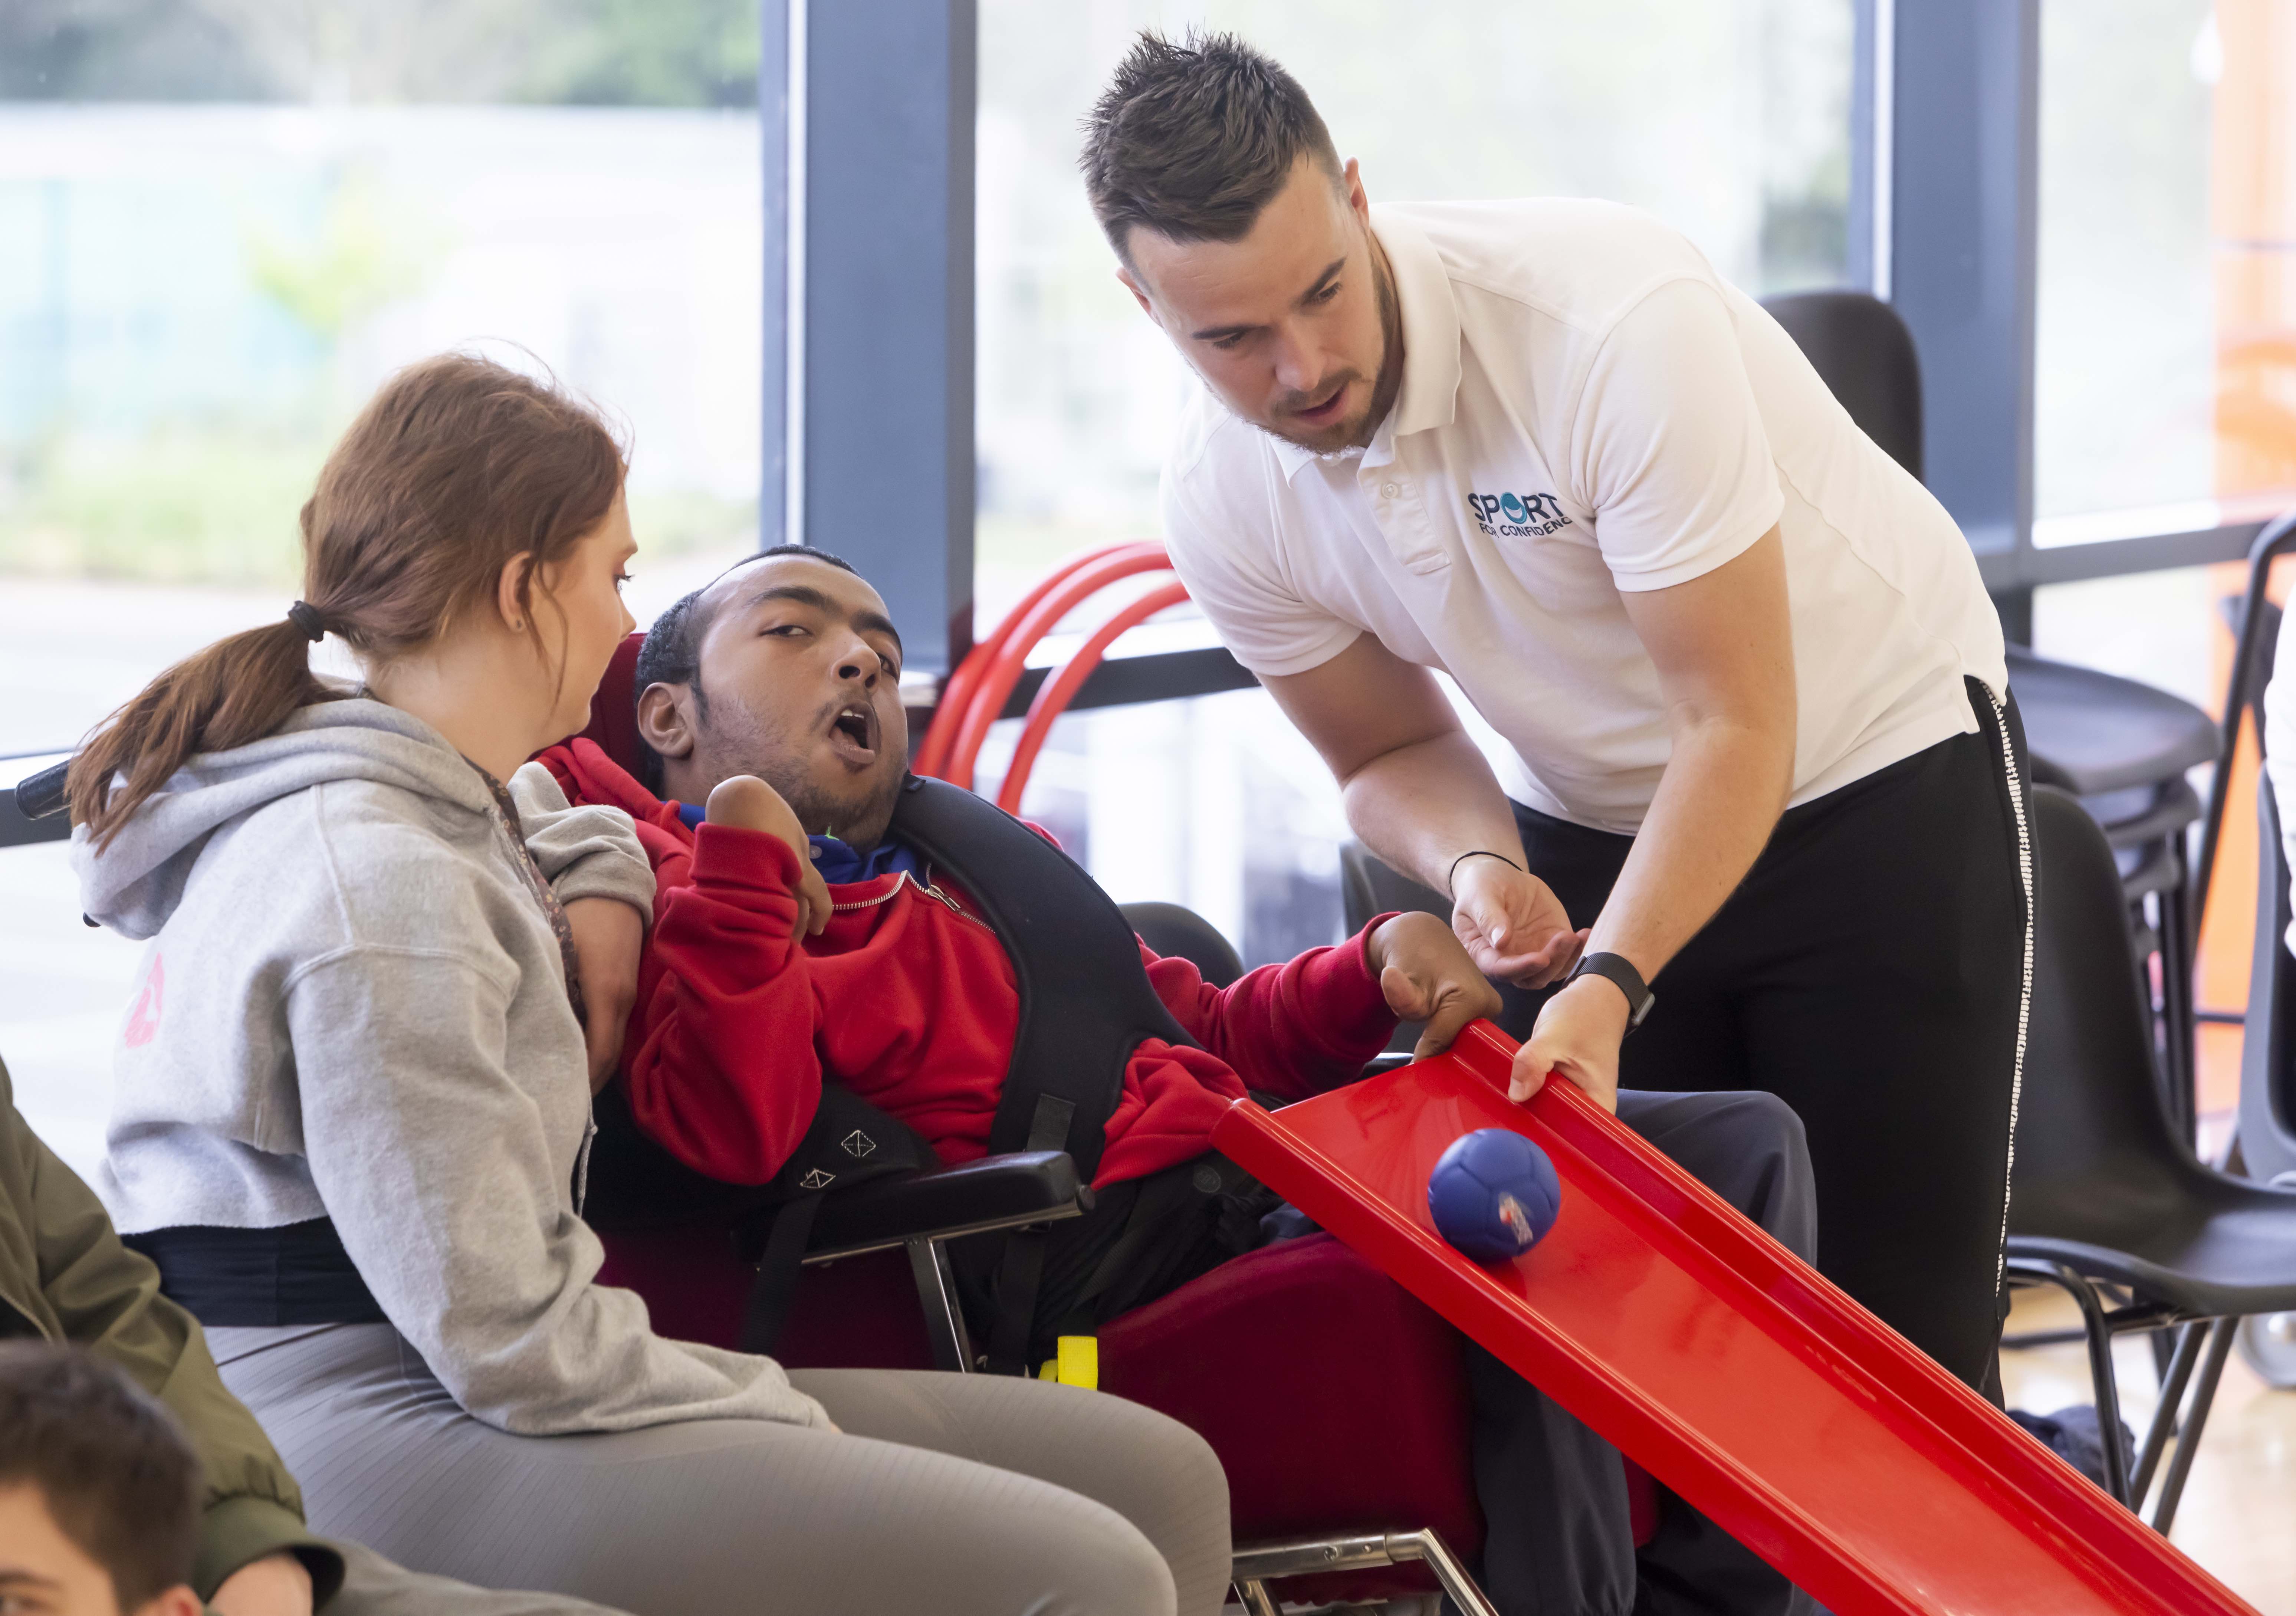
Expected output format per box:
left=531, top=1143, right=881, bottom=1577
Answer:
left=831, top=871, right=915, bottom=913
left=827, top=869, right=979, bottom=927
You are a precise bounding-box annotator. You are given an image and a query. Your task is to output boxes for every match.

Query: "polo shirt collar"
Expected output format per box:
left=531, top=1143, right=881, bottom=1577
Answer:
left=1265, top=204, right=1463, bottom=481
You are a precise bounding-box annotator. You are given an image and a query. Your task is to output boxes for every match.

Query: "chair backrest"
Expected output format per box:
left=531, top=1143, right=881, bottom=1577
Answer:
left=1757, top=290, right=1924, bottom=483
left=2241, top=778, right=2296, bottom=1183
left=1120, top=901, right=1244, bottom=988
left=2011, top=786, right=2204, bottom=1232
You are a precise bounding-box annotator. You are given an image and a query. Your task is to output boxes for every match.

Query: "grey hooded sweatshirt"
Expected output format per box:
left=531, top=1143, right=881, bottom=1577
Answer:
left=74, top=697, right=828, bottom=1436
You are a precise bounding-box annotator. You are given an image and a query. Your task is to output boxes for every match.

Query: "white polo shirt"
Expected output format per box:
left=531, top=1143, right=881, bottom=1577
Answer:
left=1160, top=198, right=2008, bottom=834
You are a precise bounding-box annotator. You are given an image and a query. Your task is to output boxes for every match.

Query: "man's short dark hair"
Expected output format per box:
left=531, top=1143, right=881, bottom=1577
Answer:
left=632, top=544, right=861, bottom=792
left=1081, top=30, right=1341, bottom=262
left=0, top=1341, right=201, bottom=1608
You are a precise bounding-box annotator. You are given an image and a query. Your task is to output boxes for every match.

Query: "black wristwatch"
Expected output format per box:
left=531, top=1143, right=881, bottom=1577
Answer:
left=1565, top=952, right=1656, bottom=1034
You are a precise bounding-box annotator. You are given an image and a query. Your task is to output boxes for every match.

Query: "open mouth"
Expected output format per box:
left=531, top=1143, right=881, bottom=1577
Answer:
left=1289, top=381, right=1349, bottom=424
left=826, top=702, right=878, bottom=765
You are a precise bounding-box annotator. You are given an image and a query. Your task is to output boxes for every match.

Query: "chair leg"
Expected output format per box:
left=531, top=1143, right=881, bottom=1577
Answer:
left=2006, top=1259, right=2131, bottom=1504
left=2073, top=1280, right=2134, bottom=1507
left=2130, top=1321, right=2208, bottom=1508
left=2151, top=1316, right=2238, bottom=1535
left=2148, top=1324, right=2177, bottom=1388
left=906, top=1237, right=974, bottom=1374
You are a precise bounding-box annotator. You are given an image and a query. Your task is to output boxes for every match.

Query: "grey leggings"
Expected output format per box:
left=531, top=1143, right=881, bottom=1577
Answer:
left=210, top=1324, right=1231, bottom=1616
left=326, top=1541, right=628, bottom=1616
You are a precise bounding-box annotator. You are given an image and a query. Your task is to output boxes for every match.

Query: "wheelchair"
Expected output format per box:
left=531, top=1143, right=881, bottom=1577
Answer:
left=561, top=633, right=1525, bottom=1613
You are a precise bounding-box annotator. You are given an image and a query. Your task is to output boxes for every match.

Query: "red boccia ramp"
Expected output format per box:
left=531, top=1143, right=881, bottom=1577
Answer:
left=1209, top=1021, right=2256, bottom=1616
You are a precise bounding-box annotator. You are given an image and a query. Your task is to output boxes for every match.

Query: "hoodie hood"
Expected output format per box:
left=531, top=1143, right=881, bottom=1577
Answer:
left=74, top=697, right=496, bottom=940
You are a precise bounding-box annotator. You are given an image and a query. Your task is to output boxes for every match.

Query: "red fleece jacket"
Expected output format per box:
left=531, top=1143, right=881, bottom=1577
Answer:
left=541, top=739, right=1398, bottom=1191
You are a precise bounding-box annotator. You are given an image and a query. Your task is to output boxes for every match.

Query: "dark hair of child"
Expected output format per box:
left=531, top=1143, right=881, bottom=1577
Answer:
left=0, top=1341, right=202, bottom=1609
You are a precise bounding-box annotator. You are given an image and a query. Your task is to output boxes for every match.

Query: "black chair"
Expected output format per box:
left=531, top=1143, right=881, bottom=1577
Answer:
left=2235, top=773, right=2296, bottom=1189
left=2006, top=784, right=2296, bottom=1528
left=1120, top=901, right=1244, bottom=987
left=2231, top=773, right=2296, bottom=1388
left=2187, top=512, right=2296, bottom=1387
left=1761, top=290, right=2220, bottom=1131
left=2004, top=647, right=2220, bottom=1135
left=1759, top=290, right=1925, bottom=480
left=2192, top=508, right=2296, bottom=946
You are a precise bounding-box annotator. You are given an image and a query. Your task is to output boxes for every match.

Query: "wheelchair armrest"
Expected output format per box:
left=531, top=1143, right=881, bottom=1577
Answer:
left=13, top=760, right=69, bottom=821
left=802, top=1150, right=1088, bottom=1264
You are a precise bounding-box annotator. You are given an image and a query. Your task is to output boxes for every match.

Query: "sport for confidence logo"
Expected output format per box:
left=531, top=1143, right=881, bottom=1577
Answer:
left=1468, top=491, right=1573, bottom=538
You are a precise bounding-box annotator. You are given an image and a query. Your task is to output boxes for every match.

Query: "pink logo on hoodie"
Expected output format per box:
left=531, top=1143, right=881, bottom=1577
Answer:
left=123, top=952, right=164, bottom=1048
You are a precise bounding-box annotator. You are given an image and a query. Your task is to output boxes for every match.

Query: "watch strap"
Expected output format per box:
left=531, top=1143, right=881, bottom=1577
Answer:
left=1567, top=951, right=1655, bottom=1032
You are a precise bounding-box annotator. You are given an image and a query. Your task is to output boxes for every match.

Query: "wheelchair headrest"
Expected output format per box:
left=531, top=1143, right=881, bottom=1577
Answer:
left=575, top=631, right=649, bottom=778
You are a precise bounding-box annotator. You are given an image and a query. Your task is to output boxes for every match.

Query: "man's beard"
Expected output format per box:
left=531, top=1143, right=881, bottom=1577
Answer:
left=758, top=755, right=904, bottom=850
left=1250, top=246, right=1405, bottom=456
left=694, top=682, right=906, bottom=849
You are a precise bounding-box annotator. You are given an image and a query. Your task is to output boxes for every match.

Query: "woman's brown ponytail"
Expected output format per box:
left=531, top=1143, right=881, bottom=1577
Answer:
left=68, top=352, right=625, bottom=848
left=68, top=617, right=337, bottom=847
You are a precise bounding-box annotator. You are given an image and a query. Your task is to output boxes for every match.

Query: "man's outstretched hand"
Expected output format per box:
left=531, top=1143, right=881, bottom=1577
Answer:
left=1368, top=910, right=1505, bottom=1060
left=1449, top=857, right=1588, bottom=988
left=706, top=774, right=832, bottom=937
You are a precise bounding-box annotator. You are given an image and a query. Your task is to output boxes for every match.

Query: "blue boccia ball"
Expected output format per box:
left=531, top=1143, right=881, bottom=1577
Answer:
left=1428, top=1128, right=1562, bottom=1264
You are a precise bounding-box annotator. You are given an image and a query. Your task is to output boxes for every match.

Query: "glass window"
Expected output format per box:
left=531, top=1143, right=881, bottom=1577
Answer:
left=2033, top=0, right=2296, bottom=538
left=971, top=685, right=1354, bottom=969
left=0, top=3, right=765, bottom=755
left=0, top=0, right=765, bottom=1169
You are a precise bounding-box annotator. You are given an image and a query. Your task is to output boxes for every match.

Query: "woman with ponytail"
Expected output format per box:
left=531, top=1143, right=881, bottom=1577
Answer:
left=70, top=354, right=1229, bottom=1616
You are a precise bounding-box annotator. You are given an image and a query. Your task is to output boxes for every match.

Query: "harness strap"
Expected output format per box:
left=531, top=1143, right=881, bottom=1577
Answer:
left=1027, top=1093, right=1077, bottom=1154
left=979, top=1092, right=1087, bottom=1374
left=984, top=1230, right=1047, bottom=1376
left=888, top=776, right=1202, bottom=1180
left=739, top=1194, right=826, bottom=1355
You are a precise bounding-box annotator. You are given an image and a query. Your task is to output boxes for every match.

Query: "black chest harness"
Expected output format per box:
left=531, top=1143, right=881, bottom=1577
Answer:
left=583, top=773, right=1203, bottom=1370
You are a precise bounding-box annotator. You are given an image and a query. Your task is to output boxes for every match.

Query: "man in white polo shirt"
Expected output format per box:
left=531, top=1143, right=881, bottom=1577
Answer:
left=1083, top=33, right=2027, bottom=1594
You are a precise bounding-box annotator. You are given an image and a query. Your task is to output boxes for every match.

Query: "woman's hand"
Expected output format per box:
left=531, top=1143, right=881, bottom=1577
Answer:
left=1449, top=856, right=1588, bottom=988
left=1509, top=974, right=1627, bottom=1113
left=1366, top=911, right=1504, bottom=1060
left=564, top=897, right=644, bottom=1094
left=210, top=1552, right=313, bottom=1616
left=706, top=775, right=832, bottom=937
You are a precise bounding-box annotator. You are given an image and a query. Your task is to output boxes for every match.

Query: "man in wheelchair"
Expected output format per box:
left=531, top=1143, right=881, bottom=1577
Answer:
left=539, top=545, right=1821, bottom=1616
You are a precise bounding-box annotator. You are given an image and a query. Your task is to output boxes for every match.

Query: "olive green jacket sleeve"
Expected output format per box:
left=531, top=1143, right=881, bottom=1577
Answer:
left=0, top=1060, right=344, bottom=1605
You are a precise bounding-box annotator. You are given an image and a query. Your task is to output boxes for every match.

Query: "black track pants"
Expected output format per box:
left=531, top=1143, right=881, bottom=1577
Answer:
left=1498, top=678, right=2033, bottom=1393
